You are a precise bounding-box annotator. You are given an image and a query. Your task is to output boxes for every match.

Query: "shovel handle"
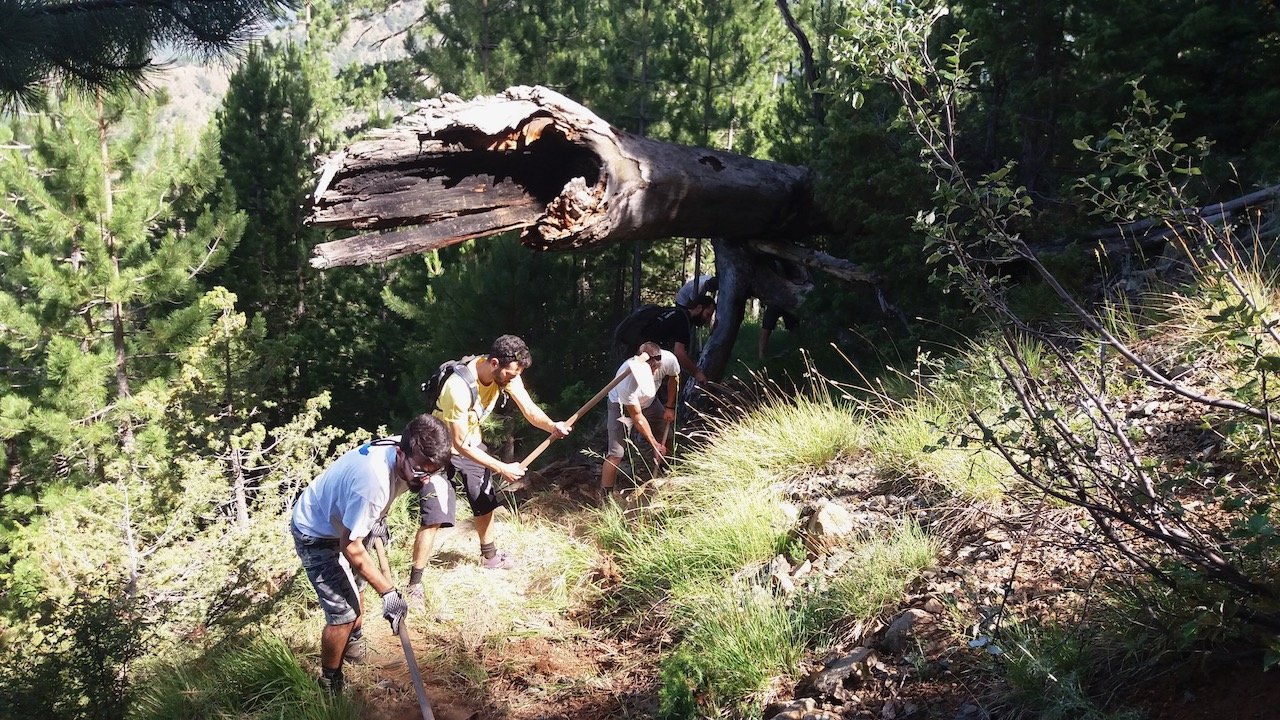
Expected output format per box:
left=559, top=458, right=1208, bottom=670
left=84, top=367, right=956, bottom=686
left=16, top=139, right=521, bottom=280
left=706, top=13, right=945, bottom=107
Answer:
left=372, top=536, right=391, bottom=579
left=519, top=363, right=640, bottom=468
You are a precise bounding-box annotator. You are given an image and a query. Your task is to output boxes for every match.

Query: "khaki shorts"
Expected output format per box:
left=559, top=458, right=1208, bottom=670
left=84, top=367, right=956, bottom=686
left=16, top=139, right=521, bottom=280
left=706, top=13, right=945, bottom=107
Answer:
left=605, top=400, right=667, bottom=458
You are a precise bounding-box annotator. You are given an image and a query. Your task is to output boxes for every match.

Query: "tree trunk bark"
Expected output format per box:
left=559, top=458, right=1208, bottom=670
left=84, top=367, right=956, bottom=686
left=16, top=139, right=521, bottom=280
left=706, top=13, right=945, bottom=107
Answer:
left=307, top=85, right=825, bottom=267
left=306, top=86, right=891, bottom=380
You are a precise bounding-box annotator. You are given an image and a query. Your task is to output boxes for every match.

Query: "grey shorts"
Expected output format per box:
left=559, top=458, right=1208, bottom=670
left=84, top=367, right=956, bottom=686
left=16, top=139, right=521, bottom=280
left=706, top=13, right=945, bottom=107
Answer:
left=606, top=400, right=667, bottom=458
left=291, top=522, right=371, bottom=626
left=418, top=448, right=502, bottom=527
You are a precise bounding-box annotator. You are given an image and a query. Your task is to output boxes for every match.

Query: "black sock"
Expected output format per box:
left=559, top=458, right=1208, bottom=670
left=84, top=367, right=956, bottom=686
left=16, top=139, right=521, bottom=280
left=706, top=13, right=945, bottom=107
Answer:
left=322, top=665, right=342, bottom=679
left=409, top=567, right=424, bottom=585
left=480, top=541, right=497, bottom=559
left=347, top=628, right=362, bottom=642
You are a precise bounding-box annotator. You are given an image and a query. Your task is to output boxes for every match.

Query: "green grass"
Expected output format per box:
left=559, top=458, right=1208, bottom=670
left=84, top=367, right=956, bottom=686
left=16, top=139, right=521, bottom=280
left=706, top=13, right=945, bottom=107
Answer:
left=655, top=522, right=937, bottom=718
left=813, top=521, right=938, bottom=625
left=596, top=393, right=865, bottom=610
left=674, top=395, right=867, bottom=500
left=864, top=399, right=1009, bottom=504
left=133, top=634, right=360, bottom=720
left=659, top=586, right=810, bottom=718
left=601, top=485, right=791, bottom=607
left=998, top=621, right=1145, bottom=720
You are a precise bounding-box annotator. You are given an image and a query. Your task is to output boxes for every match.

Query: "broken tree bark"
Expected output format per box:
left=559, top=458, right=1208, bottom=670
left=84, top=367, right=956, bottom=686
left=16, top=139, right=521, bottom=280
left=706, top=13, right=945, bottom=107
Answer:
left=308, top=85, right=827, bottom=268
left=306, top=85, right=888, bottom=382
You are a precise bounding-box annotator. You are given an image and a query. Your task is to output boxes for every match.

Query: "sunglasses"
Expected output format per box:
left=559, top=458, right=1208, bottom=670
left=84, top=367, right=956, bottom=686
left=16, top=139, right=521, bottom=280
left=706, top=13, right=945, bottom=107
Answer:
left=407, top=455, right=442, bottom=480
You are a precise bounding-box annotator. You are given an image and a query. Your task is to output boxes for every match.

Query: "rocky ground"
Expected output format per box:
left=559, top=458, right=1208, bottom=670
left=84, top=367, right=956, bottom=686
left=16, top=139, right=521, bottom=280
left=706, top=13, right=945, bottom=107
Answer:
left=345, top=391, right=1279, bottom=720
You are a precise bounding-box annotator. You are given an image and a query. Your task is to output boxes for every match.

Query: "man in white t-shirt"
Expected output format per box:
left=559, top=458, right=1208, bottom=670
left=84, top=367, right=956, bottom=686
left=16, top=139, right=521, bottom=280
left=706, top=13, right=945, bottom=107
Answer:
left=290, top=413, right=450, bottom=695
left=600, top=341, right=679, bottom=500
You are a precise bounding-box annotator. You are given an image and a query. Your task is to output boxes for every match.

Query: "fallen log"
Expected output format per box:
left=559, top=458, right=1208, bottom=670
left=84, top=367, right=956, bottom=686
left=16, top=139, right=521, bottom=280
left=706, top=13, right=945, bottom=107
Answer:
left=307, top=85, right=826, bottom=267
left=306, top=85, right=893, bottom=381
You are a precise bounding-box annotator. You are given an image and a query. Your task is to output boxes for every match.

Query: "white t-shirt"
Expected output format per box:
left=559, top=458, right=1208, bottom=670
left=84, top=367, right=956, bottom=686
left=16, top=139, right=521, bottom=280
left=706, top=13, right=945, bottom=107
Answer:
left=291, top=438, right=407, bottom=541
left=608, top=350, right=679, bottom=408
left=675, top=274, right=714, bottom=307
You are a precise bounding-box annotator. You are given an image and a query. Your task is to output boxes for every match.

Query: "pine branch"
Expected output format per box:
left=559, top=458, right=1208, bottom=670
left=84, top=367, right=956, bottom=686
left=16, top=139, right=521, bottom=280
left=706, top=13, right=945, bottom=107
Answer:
left=0, top=0, right=297, bottom=107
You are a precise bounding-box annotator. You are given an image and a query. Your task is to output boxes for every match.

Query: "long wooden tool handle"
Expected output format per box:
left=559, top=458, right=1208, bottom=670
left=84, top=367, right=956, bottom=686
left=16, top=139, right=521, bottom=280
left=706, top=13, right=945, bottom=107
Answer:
left=398, top=622, right=436, bottom=720
left=372, top=536, right=391, bottom=579
left=519, top=369, right=633, bottom=468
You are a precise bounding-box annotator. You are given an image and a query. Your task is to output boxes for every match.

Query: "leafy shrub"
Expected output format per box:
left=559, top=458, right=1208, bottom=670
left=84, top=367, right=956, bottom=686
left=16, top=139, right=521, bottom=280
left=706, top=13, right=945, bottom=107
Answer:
left=0, top=578, right=152, bottom=720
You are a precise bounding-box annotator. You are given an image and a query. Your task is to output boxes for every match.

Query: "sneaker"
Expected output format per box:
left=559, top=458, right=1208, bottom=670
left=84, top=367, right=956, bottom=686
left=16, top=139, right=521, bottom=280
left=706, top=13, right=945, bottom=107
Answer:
left=481, top=549, right=515, bottom=570
left=343, top=635, right=366, bottom=664
left=318, top=670, right=344, bottom=696
left=406, top=582, right=426, bottom=612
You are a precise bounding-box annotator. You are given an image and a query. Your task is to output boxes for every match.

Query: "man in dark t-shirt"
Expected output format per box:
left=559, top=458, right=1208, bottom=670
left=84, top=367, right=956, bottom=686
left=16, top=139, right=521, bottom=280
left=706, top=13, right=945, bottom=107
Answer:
left=639, top=295, right=715, bottom=383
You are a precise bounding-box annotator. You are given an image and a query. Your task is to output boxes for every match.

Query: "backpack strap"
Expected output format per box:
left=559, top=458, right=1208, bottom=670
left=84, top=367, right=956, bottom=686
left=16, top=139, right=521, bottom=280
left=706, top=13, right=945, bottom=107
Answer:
left=451, top=359, right=490, bottom=422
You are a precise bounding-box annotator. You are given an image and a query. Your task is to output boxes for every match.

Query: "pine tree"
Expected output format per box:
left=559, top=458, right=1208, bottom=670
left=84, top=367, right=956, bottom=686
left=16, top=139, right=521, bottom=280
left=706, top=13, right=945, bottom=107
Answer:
left=0, top=0, right=294, bottom=107
left=0, top=92, right=246, bottom=591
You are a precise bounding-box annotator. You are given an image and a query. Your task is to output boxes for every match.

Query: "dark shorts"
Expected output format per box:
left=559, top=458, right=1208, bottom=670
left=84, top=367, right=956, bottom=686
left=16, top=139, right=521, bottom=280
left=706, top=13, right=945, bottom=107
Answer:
left=291, top=522, right=371, bottom=625
left=418, top=448, right=502, bottom=527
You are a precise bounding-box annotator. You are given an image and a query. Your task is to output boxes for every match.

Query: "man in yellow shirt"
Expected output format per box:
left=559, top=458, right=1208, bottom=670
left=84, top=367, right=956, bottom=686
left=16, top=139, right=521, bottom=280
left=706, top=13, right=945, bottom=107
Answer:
left=407, top=335, right=571, bottom=604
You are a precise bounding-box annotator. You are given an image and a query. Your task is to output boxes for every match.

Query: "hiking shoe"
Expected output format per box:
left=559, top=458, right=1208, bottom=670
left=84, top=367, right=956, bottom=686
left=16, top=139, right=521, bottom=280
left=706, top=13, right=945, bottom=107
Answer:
left=406, top=582, right=426, bottom=612
left=481, top=550, right=515, bottom=570
left=343, top=635, right=367, bottom=664
left=317, top=670, right=344, bottom=696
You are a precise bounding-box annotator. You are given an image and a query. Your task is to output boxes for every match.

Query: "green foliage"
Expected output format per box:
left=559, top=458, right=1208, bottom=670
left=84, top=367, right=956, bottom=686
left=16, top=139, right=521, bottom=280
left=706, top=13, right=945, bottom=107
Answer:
left=810, top=522, right=937, bottom=625
left=659, top=587, right=809, bottom=718
left=998, top=622, right=1144, bottom=720
left=0, top=91, right=243, bottom=490
left=388, top=234, right=616, bottom=422
left=651, top=522, right=936, bottom=718
left=133, top=635, right=359, bottom=720
left=834, top=0, right=1280, bottom=656
left=0, top=577, right=153, bottom=720
left=1072, top=81, right=1210, bottom=223
left=0, top=0, right=294, bottom=107
left=860, top=353, right=1013, bottom=505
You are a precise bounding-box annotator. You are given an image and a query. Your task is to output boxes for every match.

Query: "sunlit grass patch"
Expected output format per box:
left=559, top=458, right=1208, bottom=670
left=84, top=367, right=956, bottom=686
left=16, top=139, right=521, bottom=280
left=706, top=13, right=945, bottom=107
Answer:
left=412, top=507, right=595, bottom=640
left=597, top=393, right=861, bottom=608
left=133, top=635, right=359, bottom=720
left=604, top=485, right=790, bottom=606
left=812, top=521, right=938, bottom=626
left=659, top=585, right=810, bottom=718
left=655, top=522, right=938, bottom=718
left=864, top=400, right=1010, bottom=503
left=673, top=395, right=867, bottom=501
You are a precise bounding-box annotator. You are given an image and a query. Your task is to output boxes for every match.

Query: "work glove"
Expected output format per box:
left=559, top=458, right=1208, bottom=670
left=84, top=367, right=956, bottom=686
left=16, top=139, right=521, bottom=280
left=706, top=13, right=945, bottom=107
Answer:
left=370, top=517, right=391, bottom=546
left=381, top=588, right=409, bottom=633
left=406, top=582, right=426, bottom=612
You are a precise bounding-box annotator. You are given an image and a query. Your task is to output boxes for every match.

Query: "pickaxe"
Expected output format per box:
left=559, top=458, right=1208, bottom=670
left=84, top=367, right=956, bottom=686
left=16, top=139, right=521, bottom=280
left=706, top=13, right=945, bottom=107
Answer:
left=372, top=537, right=434, bottom=720
left=503, top=353, right=656, bottom=489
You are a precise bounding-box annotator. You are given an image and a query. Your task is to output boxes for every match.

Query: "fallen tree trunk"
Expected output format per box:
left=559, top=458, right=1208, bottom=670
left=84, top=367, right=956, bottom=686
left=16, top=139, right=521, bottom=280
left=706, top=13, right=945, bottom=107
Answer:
left=307, top=85, right=878, bottom=381
left=308, top=85, right=827, bottom=267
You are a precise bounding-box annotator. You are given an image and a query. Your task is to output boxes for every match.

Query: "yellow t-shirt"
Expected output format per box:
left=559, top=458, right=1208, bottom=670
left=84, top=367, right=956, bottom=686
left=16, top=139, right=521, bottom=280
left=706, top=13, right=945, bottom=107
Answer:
left=432, top=356, right=524, bottom=447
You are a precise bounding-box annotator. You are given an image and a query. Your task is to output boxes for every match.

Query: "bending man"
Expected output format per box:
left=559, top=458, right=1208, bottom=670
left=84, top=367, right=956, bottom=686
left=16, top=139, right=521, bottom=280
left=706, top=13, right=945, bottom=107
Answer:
left=290, top=414, right=451, bottom=695
left=600, top=341, right=679, bottom=500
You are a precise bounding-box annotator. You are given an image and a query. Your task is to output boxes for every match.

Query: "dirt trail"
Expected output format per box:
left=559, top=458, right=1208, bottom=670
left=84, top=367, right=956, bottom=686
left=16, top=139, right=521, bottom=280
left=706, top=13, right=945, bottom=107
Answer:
left=345, top=470, right=660, bottom=720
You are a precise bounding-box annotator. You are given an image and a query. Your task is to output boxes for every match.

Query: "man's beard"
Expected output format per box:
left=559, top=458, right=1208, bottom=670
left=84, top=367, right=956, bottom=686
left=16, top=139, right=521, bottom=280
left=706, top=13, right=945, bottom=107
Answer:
left=407, top=476, right=424, bottom=493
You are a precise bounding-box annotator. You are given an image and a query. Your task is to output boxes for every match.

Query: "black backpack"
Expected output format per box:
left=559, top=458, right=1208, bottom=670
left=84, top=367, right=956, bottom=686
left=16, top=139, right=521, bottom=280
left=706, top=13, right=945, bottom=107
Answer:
left=611, top=304, right=665, bottom=356
left=420, top=356, right=509, bottom=420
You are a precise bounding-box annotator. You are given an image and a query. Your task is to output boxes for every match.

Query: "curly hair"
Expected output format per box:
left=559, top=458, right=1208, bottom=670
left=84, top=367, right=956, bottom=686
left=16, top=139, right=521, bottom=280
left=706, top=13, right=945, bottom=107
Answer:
left=490, top=334, right=533, bottom=369
left=400, top=413, right=450, bottom=469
